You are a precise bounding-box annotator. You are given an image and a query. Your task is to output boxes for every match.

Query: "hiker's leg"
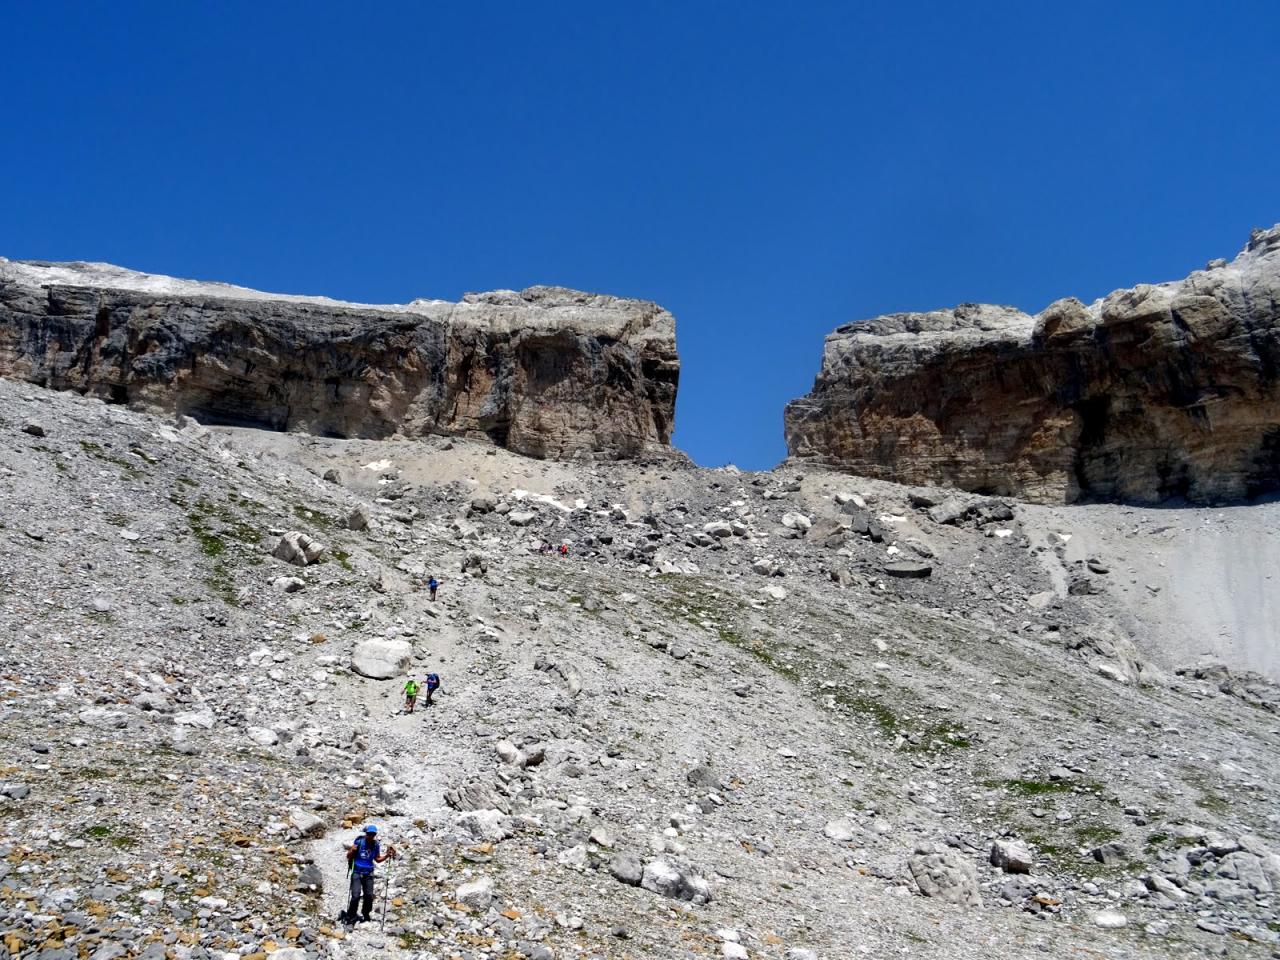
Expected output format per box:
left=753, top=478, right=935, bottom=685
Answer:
left=360, top=873, right=375, bottom=919
left=346, top=872, right=363, bottom=920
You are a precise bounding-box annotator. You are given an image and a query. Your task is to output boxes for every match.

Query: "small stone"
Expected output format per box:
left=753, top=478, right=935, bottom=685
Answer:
left=823, top=820, right=857, bottom=843
left=456, top=877, right=493, bottom=911
left=883, top=560, right=932, bottom=579
left=1093, top=910, right=1127, bottom=929
left=990, top=839, right=1034, bottom=874
left=246, top=726, right=279, bottom=747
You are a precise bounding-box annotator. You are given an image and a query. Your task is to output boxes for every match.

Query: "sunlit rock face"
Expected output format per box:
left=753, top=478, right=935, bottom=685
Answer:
left=785, top=226, right=1280, bottom=504
left=0, top=262, right=680, bottom=460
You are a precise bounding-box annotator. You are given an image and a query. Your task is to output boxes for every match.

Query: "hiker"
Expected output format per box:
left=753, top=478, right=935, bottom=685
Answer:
left=539, top=540, right=553, bottom=555
left=427, top=575, right=440, bottom=601
left=558, top=543, right=569, bottom=557
left=402, top=677, right=419, bottom=714
left=340, top=825, right=395, bottom=924
left=423, top=672, right=441, bottom=707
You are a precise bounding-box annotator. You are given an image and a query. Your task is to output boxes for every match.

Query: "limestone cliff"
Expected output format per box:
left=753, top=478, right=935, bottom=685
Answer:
left=785, top=226, right=1280, bottom=504
left=0, top=261, right=679, bottom=459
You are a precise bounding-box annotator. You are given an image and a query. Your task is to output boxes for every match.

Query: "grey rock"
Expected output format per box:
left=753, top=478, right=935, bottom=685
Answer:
left=908, top=844, right=981, bottom=906
left=883, top=560, right=932, bottom=579
left=272, top=531, right=326, bottom=566
left=294, top=863, right=324, bottom=891
left=351, top=639, right=413, bottom=679
left=455, top=877, right=493, bottom=911
left=609, top=853, right=643, bottom=887
left=1091, top=842, right=1129, bottom=866
left=989, top=839, right=1034, bottom=874
left=640, top=858, right=712, bottom=903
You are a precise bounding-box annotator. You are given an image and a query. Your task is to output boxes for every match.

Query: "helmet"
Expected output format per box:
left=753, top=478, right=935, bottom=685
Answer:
left=364, top=824, right=378, bottom=834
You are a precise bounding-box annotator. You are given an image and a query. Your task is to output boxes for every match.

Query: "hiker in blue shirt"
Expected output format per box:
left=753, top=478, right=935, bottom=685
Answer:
left=428, top=575, right=440, bottom=601
left=340, top=825, right=396, bottom=924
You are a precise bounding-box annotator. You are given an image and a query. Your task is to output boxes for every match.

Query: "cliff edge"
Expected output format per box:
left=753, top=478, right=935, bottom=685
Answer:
left=785, top=225, right=1280, bottom=503
left=0, top=260, right=680, bottom=459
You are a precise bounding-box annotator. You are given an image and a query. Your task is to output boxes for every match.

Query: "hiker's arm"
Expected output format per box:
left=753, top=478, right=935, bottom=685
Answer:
left=376, top=844, right=396, bottom=862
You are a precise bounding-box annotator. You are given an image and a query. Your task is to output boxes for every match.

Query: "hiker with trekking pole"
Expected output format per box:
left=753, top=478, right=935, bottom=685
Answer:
left=339, top=824, right=396, bottom=925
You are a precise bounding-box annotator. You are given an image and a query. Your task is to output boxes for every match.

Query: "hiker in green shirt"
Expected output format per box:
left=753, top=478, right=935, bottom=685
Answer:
left=402, top=677, right=420, bottom=714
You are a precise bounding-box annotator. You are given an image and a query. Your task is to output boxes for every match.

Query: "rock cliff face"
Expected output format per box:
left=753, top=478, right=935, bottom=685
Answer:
left=785, top=226, right=1280, bottom=504
left=0, top=260, right=679, bottom=459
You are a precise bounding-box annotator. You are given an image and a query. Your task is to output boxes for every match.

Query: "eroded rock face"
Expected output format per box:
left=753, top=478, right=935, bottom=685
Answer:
left=0, top=261, right=679, bottom=460
left=785, top=226, right=1280, bottom=504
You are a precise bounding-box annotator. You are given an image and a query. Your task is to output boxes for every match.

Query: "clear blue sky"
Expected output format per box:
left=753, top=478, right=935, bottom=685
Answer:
left=3, top=2, right=1277, bottom=468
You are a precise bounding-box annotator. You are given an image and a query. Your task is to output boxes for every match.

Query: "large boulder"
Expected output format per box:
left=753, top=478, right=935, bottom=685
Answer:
left=989, top=839, right=1034, bottom=874
left=639, top=859, right=712, bottom=904
left=350, top=639, right=413, bottom=679
left=908, top=843, right=981, bottom=906
left=273, top=531, right=326, bottom=566
left=455, top=809, right=514, bottom=843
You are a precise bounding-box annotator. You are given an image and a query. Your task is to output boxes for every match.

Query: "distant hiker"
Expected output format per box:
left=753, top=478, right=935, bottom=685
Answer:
left=423, top=672, right=441, bottom=707
left=539, top=541, right=553, bottom=555
left=558, top=543, right=569, bottom=557
left=340, top=825, right=395, bottom=925
left=427, top=575, right=440, bottom=601
left=402, top=677, right=419, bottom=714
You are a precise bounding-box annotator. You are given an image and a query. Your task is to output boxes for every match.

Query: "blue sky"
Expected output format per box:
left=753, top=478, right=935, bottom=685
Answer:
left=3, top=1, right=1278, bottom=468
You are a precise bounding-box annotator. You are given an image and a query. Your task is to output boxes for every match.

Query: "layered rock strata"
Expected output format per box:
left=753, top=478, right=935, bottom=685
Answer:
left=785, top=226, right=1280, bottom=504
left=0, top=260, right=679, bottom=459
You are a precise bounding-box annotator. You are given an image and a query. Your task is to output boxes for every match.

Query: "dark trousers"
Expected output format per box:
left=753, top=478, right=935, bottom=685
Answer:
left=346, top=871, right=375, bottom=920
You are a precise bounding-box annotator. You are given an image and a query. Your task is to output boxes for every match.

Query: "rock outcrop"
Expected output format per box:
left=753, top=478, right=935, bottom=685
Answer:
left=0, top=260, right=679, bottom=459
left=785, top=226, right=1280, bottom=504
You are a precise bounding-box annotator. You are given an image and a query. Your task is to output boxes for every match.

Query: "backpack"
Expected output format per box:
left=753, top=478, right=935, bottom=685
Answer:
left=425, top=673, right=440, bottom=691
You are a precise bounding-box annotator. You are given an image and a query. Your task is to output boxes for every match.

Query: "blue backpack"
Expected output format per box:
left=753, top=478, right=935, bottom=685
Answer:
left=425, top=673, right=440, bottom=691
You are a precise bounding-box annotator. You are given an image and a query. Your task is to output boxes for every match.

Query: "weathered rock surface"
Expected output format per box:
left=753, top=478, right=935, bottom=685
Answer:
left=0, top=260, right=679, bottom=459
left=350, top=638, right=413, bottom=679
left=2, top=375, right=1279, bottom=960
left=785, top=226, right=1280, bottom=504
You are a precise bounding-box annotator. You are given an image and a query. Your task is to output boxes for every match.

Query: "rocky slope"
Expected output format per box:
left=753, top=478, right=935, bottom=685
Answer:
left=2, top=378, right=1279, bottom=960
left=0, top=260, right=680, bottom=460
left=784, top=225, right=1280, bottom=504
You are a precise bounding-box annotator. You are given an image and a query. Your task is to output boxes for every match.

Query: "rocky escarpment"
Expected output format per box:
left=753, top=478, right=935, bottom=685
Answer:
left=0, top=260, right=679, bottom=459
left=785, top=225, right=1280, bottom=504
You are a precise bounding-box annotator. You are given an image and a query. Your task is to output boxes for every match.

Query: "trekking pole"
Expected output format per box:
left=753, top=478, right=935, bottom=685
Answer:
left=338, top=844, right=353, bottom=925
left=380, top=844, right=394, bottom=932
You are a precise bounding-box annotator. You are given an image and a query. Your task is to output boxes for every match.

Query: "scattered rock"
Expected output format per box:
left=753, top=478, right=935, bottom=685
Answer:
left=272, top=531, right=326, bottom=566
left=456, top=877, right=494, bottom=911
